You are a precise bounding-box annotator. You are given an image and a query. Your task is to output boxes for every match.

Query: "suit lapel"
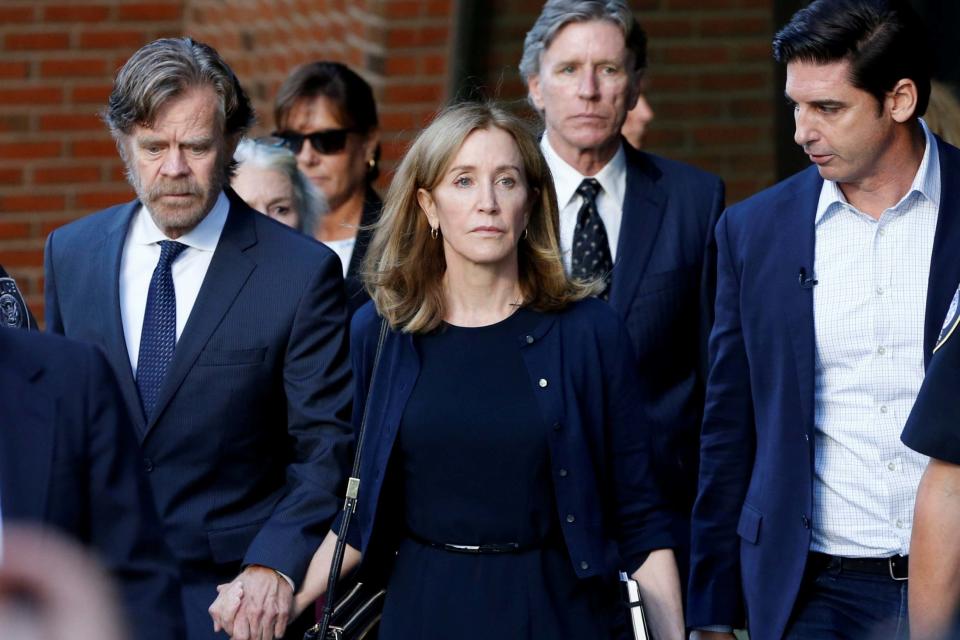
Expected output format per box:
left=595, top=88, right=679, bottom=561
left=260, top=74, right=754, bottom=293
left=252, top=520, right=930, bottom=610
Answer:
left=0, top=354, right=53, bottom=523
left=144, top=195, right=257, bottom=436
left=779, top=169, right=822, bottom=432
left=99, top=201, right=146, bottom=434
left=609, top=147, right=668, bottom=310
left=923, top=139, right=960, bottom=365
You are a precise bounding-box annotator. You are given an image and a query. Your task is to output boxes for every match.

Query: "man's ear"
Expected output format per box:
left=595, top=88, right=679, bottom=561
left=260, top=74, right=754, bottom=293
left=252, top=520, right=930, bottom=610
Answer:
left=888, top=78, right=919, bottom=123
left=528, top=75, right=545, bottom=112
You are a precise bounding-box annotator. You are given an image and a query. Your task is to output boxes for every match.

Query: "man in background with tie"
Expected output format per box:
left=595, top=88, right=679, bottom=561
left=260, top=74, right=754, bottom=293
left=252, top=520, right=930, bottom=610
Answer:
left=44, top=38, right=353, bottom=640
left=519, top=0, right=725, bottom=575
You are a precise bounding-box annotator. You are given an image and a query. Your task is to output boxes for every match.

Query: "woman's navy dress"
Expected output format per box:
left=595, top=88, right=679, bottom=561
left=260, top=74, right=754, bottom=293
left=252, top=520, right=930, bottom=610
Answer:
left=377, top=309, right=624, bottom=639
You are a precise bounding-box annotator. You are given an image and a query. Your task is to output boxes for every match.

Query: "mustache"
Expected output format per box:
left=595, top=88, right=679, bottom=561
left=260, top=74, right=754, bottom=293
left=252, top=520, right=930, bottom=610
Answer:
left=146, top=180, right=203, bottom=199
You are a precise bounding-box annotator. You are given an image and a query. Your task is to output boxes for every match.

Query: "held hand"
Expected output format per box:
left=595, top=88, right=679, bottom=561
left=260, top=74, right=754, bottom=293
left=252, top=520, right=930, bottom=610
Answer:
left=209, top=580, right=244, bottom=635
left=222, top=565, right=293, bottom=640
left=689, top=631, right=737, bottom=640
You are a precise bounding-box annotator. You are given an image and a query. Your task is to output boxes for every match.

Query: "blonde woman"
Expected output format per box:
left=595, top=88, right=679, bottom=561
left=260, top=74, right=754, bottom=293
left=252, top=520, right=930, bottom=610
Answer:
left=211, top=102, right=685, bottom=640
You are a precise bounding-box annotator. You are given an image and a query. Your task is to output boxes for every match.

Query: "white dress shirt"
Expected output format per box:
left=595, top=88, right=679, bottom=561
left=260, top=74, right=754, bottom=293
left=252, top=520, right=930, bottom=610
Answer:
left=810, top=120, right=940, bottom=557
left=119, top=192, right=228, bottom=376
left=540, top=136, right=627, bottom=272
left=323, top=236, right=354, bottom=278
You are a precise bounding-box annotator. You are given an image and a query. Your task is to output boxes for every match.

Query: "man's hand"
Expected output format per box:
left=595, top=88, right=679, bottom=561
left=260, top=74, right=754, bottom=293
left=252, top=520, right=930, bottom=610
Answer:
left=209, top=565, right=293, bottom=640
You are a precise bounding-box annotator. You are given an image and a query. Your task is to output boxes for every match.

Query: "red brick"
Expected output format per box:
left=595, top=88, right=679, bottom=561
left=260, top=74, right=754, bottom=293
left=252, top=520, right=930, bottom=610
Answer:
left=0, top=62, right=30, bottom=80
left=0, top=86, right=62, bottom=105
left=5, top=32, right=71, bottom=52
left=117, top=3, right=182, bottom=21
left=668, top=0, right=738, bottom=8
left=0, top=195, right=65, bottom=213
left=0, top=7, right=35, bottom=23
left=43, top=4, right=111, bottom=22
left=41, top=216, right=82, bottom=236
left=79, top=31, right=147, bottom=50
left=0, top=250, right=43, bottom=267
left=642, top=17, right=695, bottom=38
left=0, top=142, right=62, bottom=160
left=693, top=125, right=765, bottom=145
left=699, top=72, right=767, bottom=91
left=0, top=221, right=30, bottom=239
left=40, top=58, right=108, bottom=78
left=384, top=2, right=422, bottom=19
left=385, top=27, right=420, bottom=48
left=71, top=139, right=118, bottom=158
left=0, top=168, right=23, bottom=184
left=700, top=16, right=770, bottom=37
left=0, top=115, right=29, bottom=134
left=77, top=190, right=133, bottom=210
left=71, top=84, right=113, bottom=104
left=34, top=166, right=102, bottom=185
left=385, top=55, right=418, bottom=75
left=384, top=83, right=444, bottom=103
left=39, top=114, right=103, bottom=132
left=423, top=53, right=446, bottom=76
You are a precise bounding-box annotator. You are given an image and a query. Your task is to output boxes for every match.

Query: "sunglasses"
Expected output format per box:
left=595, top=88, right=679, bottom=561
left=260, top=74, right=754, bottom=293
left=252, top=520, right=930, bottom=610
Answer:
left=270, top=128, right=354, bottom=155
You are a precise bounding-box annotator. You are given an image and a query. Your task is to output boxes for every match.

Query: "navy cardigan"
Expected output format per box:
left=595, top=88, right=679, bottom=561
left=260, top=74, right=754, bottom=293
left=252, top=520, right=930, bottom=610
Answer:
left=341, top=297, right=678, bottom=578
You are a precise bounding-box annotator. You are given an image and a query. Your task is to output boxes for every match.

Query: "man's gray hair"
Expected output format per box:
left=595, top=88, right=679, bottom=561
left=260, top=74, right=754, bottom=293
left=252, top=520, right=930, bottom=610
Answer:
left=519, top=0, right=648, bottom=84
left=104, top=37, right=254, bottom=140
left=233, top=138, right=327, bottom=236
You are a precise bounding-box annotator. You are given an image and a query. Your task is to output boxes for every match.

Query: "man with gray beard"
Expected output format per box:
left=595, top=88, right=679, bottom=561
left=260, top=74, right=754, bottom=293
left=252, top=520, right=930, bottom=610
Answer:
left=44, top=38, right=353, bottom=640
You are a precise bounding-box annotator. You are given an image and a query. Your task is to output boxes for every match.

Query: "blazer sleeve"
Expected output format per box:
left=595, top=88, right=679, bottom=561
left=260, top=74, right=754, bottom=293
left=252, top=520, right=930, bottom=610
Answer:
left=82, top=343, right=186, bottom=639
left=699, top=177, right=726, bottom=383
left=686, top=211, right=757, bottom=629
left=243, top=251, right=354, bottom=584
left=604, top=315, right=680, bottom=572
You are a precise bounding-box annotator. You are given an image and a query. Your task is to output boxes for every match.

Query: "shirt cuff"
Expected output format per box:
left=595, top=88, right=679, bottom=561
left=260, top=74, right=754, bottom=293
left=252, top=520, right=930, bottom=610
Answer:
left=696, top=625, right=734, bottom=633
left=274, top=569, right=295, bottom=591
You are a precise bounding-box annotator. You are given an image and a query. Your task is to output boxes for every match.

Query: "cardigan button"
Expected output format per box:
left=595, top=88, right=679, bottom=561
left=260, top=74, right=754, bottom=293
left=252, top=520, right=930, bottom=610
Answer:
left=525, top=335, right=534, bottom=344
left=558, top=468, right=568, bottom=477
left=552, top=421, right=560, bottom=431
left=566, top=514, right=576, bottom=523
left=580, top=561, right=589, bottom=571
left=539, top=378, right=548, bottom=388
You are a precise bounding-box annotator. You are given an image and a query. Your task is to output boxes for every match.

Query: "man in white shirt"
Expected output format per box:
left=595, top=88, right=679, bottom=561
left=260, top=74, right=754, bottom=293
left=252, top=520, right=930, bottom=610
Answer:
left=519, top=0, right=725, bottom=583
left=44, top=38, right=352, bottom=640
left=687, top=1, right=960, bottom=638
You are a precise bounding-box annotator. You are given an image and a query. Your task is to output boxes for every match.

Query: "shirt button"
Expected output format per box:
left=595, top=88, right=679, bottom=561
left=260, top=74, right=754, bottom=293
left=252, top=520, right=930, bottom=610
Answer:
left=143, top=458, right=154, bottom=473
left=566, top=514, right=576, bottom=523
left=559, top=468, right=568, bottom=477
left=580, top=561, right=589, bottom=571
left=876, top=286, right=884, bottom=295
left=803, top=433, right=810, bottom=442
left=888, top=462, right=896, bottom=471
left=878, top=228, right=886, bottom=236
left=896, top=519, right=904, bottom=529
left=801, top=515, right=810, bottom=529
left=539, top=378, right=548, bottom=388
left=525, top=335, right=534, bottom=344
left=878, top=346, right=886, bottom=355
left=880, top=405, right=888, bottom=414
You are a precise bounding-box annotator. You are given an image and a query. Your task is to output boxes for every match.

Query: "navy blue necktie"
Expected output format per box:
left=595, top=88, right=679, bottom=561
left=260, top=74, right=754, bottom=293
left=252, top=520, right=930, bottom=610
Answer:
left=571, top=178, right=613, bottom=301
left=137, top=240, right=187, bottom=420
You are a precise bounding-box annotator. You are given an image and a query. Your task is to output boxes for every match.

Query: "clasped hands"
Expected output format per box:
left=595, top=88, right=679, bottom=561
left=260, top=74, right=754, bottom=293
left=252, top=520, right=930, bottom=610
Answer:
left=208, top=564, right=294, bottom=640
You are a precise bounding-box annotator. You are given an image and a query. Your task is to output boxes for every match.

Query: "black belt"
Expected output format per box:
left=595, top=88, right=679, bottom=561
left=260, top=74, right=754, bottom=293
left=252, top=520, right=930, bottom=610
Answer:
left=809, top=552, right=909, bottom=581
left=407, top=532, right=539, bottom=555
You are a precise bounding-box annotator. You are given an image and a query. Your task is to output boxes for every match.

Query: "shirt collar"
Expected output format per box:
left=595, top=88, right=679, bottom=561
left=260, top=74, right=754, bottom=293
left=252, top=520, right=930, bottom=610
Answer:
left=540, top=135, right=627, bottom=208
left=815, top=119, right=941, bottom=225
left=130, top=191, right=229, bottom=251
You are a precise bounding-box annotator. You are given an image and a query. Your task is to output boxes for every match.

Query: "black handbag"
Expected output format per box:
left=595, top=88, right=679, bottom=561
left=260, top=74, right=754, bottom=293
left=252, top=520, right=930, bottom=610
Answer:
left=305, top=319, right=389, bottom=640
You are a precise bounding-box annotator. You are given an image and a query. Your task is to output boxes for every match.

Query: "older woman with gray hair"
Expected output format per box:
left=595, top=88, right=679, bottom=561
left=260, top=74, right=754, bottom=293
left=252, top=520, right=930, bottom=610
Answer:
left=232, top=137, right=327, bottom=236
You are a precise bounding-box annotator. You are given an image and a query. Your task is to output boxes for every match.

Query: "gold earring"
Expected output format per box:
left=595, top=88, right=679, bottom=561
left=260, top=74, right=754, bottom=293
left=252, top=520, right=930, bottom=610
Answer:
left=367, top=158, right=375, bottom=169
left=431, top=226, right=439, bottom=240
left=523, top=228, right=529, bottom=240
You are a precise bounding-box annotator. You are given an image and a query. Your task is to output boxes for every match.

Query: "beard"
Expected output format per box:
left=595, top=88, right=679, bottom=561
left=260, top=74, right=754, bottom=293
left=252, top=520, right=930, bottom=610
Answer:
left=126, top=150, right=228, bottom=237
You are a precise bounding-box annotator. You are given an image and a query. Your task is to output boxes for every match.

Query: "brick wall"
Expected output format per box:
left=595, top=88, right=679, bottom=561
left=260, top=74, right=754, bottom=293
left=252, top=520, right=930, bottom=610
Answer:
left=0, top=1, right=185, bottom=321
left=0, top=0, right=778, bottom=322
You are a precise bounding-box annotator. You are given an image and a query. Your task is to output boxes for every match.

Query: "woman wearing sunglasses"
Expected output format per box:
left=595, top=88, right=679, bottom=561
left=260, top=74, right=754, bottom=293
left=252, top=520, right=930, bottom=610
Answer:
left=273, top=62, right=381, bottom=317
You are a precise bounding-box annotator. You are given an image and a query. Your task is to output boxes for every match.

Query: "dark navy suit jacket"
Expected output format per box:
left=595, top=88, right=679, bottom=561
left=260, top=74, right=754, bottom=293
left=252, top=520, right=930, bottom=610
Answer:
left=610, top=144, right=724, bottom=514
left=43, top=190, right=353, bottom=622
left=341, top=299, right=678, bottom=579
left=0, top=327, right=184, bottom=639
left=688, top=138, right=960, bottom=639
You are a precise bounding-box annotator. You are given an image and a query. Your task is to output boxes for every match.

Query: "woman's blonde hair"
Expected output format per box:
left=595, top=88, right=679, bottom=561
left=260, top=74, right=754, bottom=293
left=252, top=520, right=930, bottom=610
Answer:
left=364, top=102, right=597, bottom=333
left=925, top=81, right=960, bottom=148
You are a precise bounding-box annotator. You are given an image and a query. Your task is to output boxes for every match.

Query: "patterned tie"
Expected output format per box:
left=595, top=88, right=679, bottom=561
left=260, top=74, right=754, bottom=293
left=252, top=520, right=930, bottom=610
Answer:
left=571, top=178, right=613, bottom=300
left=136, top=240, right=187, bottom=420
